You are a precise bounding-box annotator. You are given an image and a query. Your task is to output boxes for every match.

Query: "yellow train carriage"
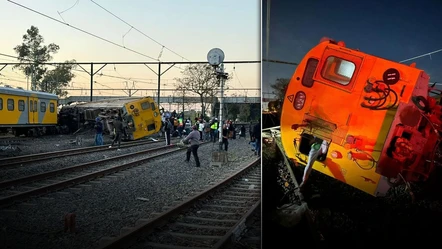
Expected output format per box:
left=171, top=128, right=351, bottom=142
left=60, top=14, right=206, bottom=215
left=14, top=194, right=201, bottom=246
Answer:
left=123, top=97, right=162, bottom=140
left=280, top=37, right=434, bottom=197
left=0, top=86, right=58, bottom=136
left=73, top=96, right=162, bottom=140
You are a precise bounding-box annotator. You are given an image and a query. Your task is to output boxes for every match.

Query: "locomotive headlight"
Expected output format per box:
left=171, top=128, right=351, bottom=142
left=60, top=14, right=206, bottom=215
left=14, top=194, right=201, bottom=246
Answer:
left=294, top=91, right=306, bottom=110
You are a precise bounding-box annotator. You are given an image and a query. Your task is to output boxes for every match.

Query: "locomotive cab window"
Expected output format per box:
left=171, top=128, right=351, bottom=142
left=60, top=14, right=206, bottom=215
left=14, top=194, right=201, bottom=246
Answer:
left=0, top=98, right=2, bottom=110
left=50, top=103, right=55, bottom=113
left=141, top=101, right=151, bottom=110
left=151, top=102, right=156, bottom=111
left=7, top=99, right=14, bottom=111
left=18, top=100, right=25, bottom=111
left=322, top=56, right=355, bottom=86
left=40, top=102, right=46, bottom=112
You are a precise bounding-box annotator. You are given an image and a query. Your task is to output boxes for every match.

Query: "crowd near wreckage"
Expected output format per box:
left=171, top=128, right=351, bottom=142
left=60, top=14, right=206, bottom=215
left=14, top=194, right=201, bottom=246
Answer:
left=280, top=37, right=442, bottom=197
left=59, top=97, right=162, bottom=140
left=0, top=85, right=162, bottom=141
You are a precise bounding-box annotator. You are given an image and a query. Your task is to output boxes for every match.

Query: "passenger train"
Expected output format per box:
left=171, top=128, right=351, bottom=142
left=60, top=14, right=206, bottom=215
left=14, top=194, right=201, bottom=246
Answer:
left=0, top=86, right=162, bottom=140
left=280, top=37, right=441, bottom=197
left=0, top=86, right=58, bottom=136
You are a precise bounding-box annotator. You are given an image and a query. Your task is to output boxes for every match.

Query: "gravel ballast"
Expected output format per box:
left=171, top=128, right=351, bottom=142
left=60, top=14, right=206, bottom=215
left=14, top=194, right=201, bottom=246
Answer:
left=0, top=132, right=259, bottom=249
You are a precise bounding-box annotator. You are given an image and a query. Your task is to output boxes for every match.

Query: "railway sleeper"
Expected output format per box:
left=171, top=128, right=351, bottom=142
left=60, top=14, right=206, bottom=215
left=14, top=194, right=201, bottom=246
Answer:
left=183, top=216, right=238, bottom=224
left=143, top=241, right=212, bottom=249
left=173, top=222, right=231, bottom=231
left=219, top=195, right=256, bottom=200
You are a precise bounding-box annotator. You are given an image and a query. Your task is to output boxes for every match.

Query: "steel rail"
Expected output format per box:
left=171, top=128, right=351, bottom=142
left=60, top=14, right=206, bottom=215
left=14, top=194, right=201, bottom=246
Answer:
left=97, top=158, right=261, bottom=249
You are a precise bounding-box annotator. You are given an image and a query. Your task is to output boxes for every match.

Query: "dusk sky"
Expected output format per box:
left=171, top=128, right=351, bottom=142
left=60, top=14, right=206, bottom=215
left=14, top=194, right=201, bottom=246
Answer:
left=0, top=0, right=260, bottom=98
left=262, top=0, right=442, bottom=99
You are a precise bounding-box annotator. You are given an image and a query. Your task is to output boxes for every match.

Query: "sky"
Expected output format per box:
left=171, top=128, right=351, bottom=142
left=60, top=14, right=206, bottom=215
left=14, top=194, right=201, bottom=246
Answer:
left=0, top=0, right=261, bottom=99
left=262, top=0, right=442, bottom=99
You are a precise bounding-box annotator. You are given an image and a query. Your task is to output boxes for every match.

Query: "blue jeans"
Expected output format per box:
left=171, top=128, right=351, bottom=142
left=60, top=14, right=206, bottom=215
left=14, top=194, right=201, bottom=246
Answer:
left=255, top=137, right=261, bottom=156
left=95, top=133, right=103, bottom=145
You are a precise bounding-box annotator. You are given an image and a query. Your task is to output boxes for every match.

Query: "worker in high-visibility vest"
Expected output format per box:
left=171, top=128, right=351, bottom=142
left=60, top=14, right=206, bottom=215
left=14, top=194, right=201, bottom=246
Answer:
left=210, top=118, right=218, bottom=142
left=177, top=117, right=184, bottom=138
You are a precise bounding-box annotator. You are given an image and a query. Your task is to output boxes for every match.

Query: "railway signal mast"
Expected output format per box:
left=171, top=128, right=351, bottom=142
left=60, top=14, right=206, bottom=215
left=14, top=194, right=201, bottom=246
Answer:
left=207, top=48, right=228, bottom=151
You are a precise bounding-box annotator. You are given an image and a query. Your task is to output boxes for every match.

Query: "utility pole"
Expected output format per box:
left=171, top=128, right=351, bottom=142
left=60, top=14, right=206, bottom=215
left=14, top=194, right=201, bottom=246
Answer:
left=207, top=48, right=226, bottom=151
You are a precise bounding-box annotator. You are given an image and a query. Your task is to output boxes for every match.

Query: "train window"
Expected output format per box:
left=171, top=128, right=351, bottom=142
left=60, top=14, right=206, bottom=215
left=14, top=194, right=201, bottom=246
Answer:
left=18, top=100, right=25, bottom=112
left=34, top=101, right=37, bottom=112
left=50, top=103, right=55, bottom=113
left=40, top=102, right=46, bottom=112
left=151, top=102, right=156, bottom=111
left=141, top=101, right=151, bottom=110
left=302, top=58, right=319, bottom=88
left=30, top=100, right=33, bottom=112
left=7, top=99, right=14, bottom=111
left=321, top=56, right=356, bottom=86
left=0, top=98, right=2, bottom=110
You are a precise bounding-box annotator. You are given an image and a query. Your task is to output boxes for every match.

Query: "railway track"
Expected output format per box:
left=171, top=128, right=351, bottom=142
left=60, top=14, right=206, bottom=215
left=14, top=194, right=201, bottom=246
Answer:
left=262, top=127, right=326, bottom=247
left=96, top=159, right=261, bottom=249
left=0, top=136, right=32, bottom=145
left=0, top=137, right=180, bottom=167
left=228, top=208, right=261, bottom=249
left=0, top=142, right=202, bottom=207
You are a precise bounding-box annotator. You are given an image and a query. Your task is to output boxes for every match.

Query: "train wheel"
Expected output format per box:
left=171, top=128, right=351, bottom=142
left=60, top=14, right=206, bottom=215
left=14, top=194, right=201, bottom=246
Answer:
left=13, top=128, right=20, bottom=137
left=27, top=129, right=35, bottom=137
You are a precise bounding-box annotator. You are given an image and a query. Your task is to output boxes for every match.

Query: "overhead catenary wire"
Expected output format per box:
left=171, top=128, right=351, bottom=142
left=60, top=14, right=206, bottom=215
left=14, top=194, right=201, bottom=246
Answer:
left=57, top=0, right=79, bottom=23
left=399, top=48, right=442, bottom=63
left=0, top=52, right=159, bottom=85
left=90, top=0, right=191, bottom=62
left=7, top=0, right=159, bottom=61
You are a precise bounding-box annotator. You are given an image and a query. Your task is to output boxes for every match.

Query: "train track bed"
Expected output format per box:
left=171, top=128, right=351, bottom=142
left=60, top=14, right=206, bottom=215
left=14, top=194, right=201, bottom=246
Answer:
left=0, top=145, right=182, bottom=206
left=0, top=138, right=181, bottom=182
left=227, top=207, right=261, bottom=249
left=0, top=138, right=258, bottom=249
left=263, top=128, right=442, bottom=247
left=100, top=159, right=260, bottom=249
left=0, top=129, right=167, bottom=158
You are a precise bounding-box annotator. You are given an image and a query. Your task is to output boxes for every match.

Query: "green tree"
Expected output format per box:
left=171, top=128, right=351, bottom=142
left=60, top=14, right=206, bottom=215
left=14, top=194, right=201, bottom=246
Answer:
left=270, top=78, right=290, bottom=102
left=175, top=64, right=230, bottom=118
left=238, top=103, right=251, bottom=122
left=13, top=25, right=76, bottom=96
left=226, top=103, right=240, bottom=120
left=41, top=61, right=77, bottom=97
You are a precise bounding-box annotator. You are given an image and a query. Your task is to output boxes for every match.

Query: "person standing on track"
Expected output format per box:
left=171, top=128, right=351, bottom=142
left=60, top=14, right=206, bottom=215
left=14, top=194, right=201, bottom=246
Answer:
left=164, top=117, right=173, bottom=146
left=182, top=125, right=201, bottom=167
left=222, top=121, right=229, bottom=151
left=94, top=117, right=104, bottom=146
left=253, top=119, right=261, bottom=156
left=109, top=116, right=123, bottom=151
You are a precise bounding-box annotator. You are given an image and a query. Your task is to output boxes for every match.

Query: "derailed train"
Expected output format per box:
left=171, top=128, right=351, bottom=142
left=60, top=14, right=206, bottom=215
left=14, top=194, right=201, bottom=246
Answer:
left=0, top=85, right=162, bottom=140
left=280, top=37, right=442, bottom=197
left=58, top=96, right=162, bottom=140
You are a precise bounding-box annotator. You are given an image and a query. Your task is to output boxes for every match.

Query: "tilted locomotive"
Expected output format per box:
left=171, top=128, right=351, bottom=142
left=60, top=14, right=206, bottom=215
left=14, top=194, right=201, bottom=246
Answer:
left=280, top=37, right=441, bottom=196
left=58, top=96, right=162, bottom=140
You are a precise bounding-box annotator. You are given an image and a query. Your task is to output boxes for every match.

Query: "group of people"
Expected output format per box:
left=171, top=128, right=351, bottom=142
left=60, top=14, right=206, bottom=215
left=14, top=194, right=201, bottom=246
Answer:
left=94, top=111, right=262, bottom=168
left=94, top=116, right=124, bottom=151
